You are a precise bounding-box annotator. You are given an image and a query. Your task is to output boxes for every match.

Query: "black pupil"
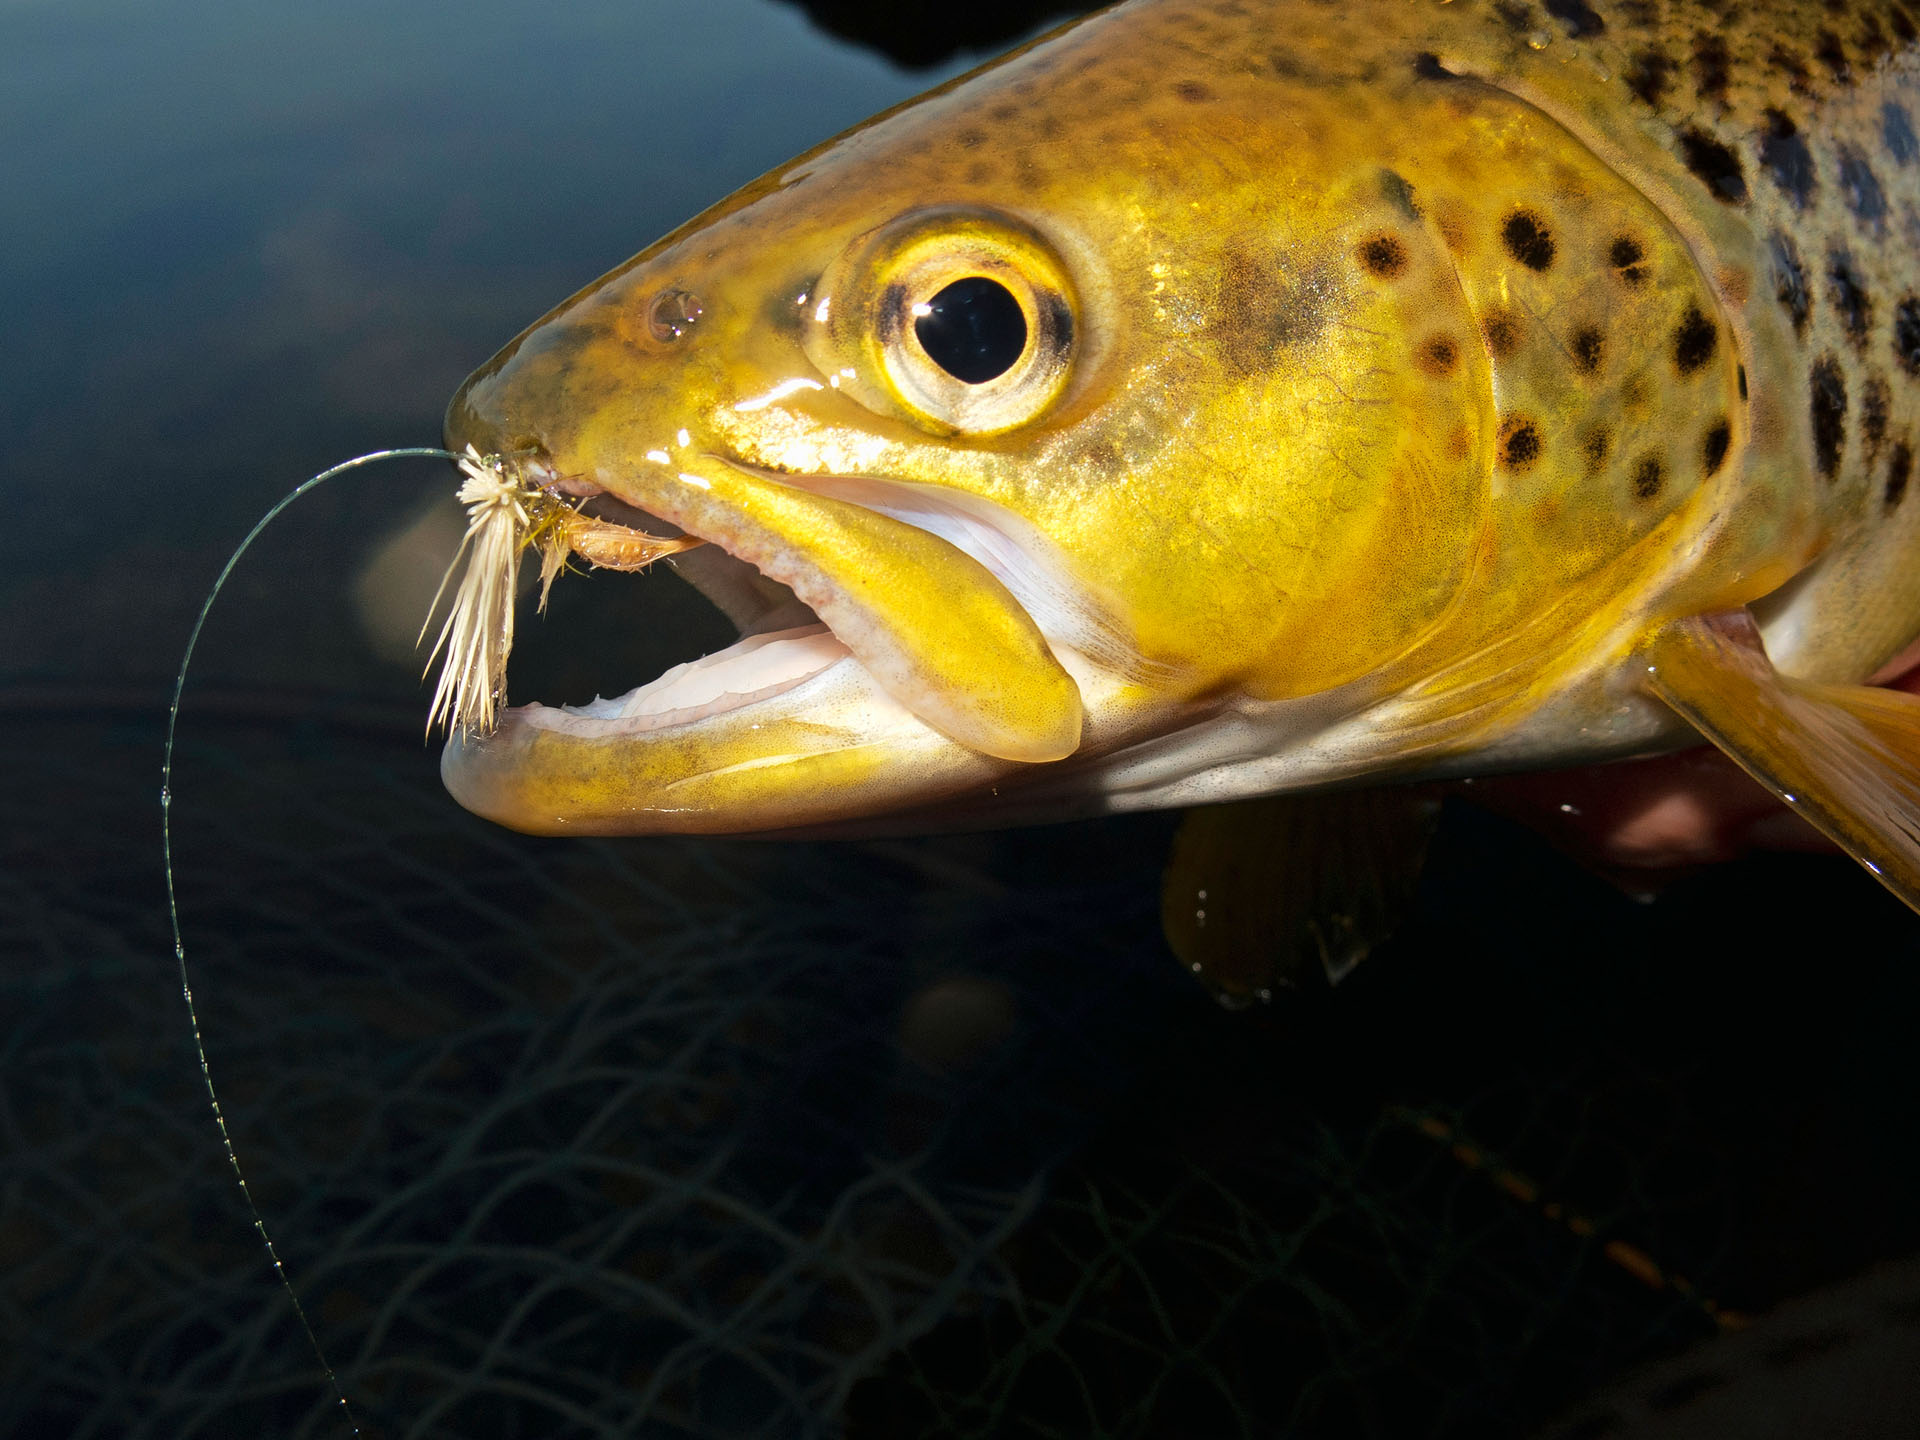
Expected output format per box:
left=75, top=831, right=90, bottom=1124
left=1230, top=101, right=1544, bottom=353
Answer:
left=913, top=277, right=1027, bottom=384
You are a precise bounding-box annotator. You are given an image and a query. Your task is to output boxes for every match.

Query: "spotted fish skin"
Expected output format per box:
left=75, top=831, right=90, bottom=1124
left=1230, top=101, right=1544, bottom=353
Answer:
left=441, top=0, right=1920, bottom=845
left=939, top=0, right=1920, bottom=766
left=959, top=0, right=1920, bottom=763
left=1387, top=0, right=1920, bottom=689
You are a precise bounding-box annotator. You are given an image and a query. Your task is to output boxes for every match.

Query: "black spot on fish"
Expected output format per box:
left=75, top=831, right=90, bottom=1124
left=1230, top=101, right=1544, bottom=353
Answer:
left=1679, top=128, right=1748, bottom=203
left=1811, top=354, right=1848, bottom=480
left=1702, top=419, right=1732, bottom=476
left=1543, top=0, right=1605, bottom=36
left=1571, top=325, right=1604, bottom=373
left=1816, top=29, right=1852, bottom=84
left=1771, top=230, right=1812, bottom=333
left=1632, top=453, right=1666, bottom=498
left=1738, top=364, right=1749, bottom=400
left=1582, top=427, right=1612, bottom=473
left=1769, top=43, right=1815, bottom=95
left=1265, top=49, right=1304, bottom=79
left=1416, top=334, right=1459, bottom=375
left=1692, top=33, right=1730, bottom=103
left=1858, top=14, right=1890, bottom=65
left=1485, top=311, right=1522, bottom=357
left=1893, top=5, right=1919, bottom=44
left=1862, top=376, right=1891, bottom=459
left=1544, top=0, right=1606, bottom=37
left=1494, top=1, right=1534, bottom=35
left=1498, top=415, right=1543, bottom=469
left=1896, top=297, right=1920, bottom=374
left=1413, top=51, right=1461, bottom=80
left=1837, top=145, right=1888, bottom=227
left=1626, top=48, right=1674, bottom=107
left=1827, top=248, right=1874, bottom=348
left=1502, top=210, right=1556, bottom=270
left=1760, top=111, right=1817, bottom=208
left=1888, top=441, right=1913, bottom=507
left=1175, top=79, right=1214, bottom=102
left=1357, top=232, right=1409, bottom=278
left=1674, top=306, right=1718, bottom=375
left=1380, top=169, right=1420, bottom=220
left=1610, top=235, right=1649, bottom=284
left=1885, top=103, right=1920, bottom=165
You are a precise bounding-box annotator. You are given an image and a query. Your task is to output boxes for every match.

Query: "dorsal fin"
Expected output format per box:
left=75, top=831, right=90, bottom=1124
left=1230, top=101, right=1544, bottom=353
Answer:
left=1641, top=612, right=1920, bottom=913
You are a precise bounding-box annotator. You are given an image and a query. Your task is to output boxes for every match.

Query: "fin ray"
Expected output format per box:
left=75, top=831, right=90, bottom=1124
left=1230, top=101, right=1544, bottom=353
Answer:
left=1642, top=613, right=1920, bottom=912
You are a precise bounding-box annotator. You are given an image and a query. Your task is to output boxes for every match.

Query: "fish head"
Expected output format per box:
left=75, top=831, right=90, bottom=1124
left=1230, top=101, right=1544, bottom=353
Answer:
left=442, top=23, right=1494, bottom=834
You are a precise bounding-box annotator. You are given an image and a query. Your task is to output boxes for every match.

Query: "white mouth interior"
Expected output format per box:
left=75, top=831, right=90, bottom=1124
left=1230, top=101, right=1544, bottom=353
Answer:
left=512, top=488, right=851, bottom=735
left=557, top=622, right=849, bottom=729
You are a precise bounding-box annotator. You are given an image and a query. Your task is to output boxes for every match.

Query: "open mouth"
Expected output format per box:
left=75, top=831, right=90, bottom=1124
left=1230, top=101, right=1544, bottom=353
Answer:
left=492, top=478, right=854, bottom=737
left=497, top=458, right=1132, bottom=751
left=436, top=443, right=1117, bottom=834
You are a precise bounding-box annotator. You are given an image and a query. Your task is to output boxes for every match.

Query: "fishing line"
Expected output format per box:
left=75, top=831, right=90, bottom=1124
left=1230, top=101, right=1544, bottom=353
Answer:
left=162, top=445, right=465, bottom=1437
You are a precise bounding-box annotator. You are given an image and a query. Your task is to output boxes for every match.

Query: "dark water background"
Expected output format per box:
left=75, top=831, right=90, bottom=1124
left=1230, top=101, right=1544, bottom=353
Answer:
left=6, top=2, right=1920, bottom=1436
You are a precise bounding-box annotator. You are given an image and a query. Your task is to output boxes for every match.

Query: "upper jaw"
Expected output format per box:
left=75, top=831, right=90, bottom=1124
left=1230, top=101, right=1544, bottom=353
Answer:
left=437, top=439, right=1158, bottom=835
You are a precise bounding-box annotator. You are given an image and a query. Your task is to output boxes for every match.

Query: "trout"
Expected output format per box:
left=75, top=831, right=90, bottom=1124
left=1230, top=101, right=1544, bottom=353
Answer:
left=440, top=0, right=1920, bottom=925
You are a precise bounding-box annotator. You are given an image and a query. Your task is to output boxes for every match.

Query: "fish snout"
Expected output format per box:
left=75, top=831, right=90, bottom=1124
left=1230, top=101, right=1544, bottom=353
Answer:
left=444, top=268, right=704, bottom=482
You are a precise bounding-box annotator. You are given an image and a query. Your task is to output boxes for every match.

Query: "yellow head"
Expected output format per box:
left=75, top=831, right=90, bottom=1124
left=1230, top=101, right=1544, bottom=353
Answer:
left=442, top=1, right=1747, bottom=834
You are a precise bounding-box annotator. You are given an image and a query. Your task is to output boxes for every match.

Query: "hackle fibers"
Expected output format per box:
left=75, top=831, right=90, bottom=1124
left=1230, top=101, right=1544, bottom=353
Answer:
left=422, top=447, right=556, bottom=737
left=423, top=445, right=701, bottom=736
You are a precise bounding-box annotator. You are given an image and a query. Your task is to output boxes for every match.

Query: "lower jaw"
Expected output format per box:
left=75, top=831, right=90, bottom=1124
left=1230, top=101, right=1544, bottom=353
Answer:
left=439, top=645, right=1021, bottom=837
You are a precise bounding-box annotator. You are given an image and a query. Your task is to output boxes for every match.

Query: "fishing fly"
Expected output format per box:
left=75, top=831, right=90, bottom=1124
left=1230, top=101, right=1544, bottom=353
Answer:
left=423, top=445, right=703, bottom=735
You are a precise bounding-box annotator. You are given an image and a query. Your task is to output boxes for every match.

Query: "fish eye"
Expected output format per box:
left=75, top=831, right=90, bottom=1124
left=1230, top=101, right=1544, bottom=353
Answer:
left=802, top=206, right=1078, bottom=437
left=914, top=276, right=1028, bottom=383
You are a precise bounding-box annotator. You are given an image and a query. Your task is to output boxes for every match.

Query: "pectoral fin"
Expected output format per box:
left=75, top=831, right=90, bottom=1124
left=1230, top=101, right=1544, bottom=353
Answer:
left=1641, top=612, right=1920, bottom=912
left=1161, top=787, right=1440, bottom=1007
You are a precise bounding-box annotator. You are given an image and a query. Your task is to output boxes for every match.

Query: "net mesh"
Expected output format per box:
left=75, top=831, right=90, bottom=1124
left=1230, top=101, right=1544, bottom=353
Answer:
left=5, top=698, right=1919, bottom=1438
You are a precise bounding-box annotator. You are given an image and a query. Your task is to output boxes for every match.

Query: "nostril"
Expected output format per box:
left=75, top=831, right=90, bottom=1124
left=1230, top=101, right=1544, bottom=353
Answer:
left=646, top=288, right=704, bottom=342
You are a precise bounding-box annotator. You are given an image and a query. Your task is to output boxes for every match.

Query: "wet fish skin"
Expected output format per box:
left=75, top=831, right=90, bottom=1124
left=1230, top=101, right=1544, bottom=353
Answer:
left=1407, top=0, right=1920, bottom=690
left=439, top=0, right=1920, bottom=905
